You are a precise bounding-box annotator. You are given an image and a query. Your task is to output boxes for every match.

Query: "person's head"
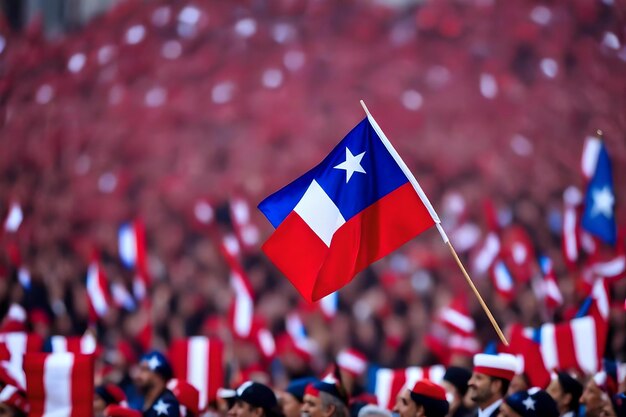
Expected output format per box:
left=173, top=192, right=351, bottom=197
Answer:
left=278, top=378, right=318, bottom=417
left=407, top=380, right=449, bottom=417
left=579, top=376, right=609, bottom=417
left=468, top=353, right=517, bottom=409
left=133, top=351, right=173, bottom=395
left=0, top=385, right=28, bottom=417
left=95, top=383, right=127, bottom=417
left=441, top=366, right=471, bottom=413
left=356, top=404, right=391, bottom=417
left=507, top=374, right=530, bottom=396
left=302, top=381, right=349, bottom=417
left=499, top=389, right=559, bottom=417
left=546, top=372, right=582, bottom=415
left=227, top=381, right=279, bottom=417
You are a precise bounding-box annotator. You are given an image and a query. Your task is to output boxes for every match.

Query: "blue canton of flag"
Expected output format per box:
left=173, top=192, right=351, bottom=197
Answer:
left=581, top=140, right=617, bottom=245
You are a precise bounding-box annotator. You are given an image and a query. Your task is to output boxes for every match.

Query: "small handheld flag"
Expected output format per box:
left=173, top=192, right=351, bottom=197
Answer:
left=581, top=134, right=617, bottom=245
left=258, top=108, right=437, bottom=302
left=259, top=101, right=508, bottom=345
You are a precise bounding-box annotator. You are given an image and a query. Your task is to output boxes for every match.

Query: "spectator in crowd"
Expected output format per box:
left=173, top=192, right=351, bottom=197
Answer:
left=441, top=366, right=472, bottom=417
left=227, top=381, right=281, bottom=417
left=302, top=381, right=349, bottom=417
left=95, top=383, right=128, bottom=417
left=498, top=389, right=559, bottom=417
left=546, top=372, right=583, bottom=417
left=356, top=404, right=392, bottom=417
left=392, top=379, right=449, bottom=417
left=277, top=377, right=318, bottom=417
left=133, top=351, right=180, bottom=417
left=467, top=354, right=517, bottom=417
left=579, top=375, right=618, bottom=417
left=0, top=385, right=28, bottom=417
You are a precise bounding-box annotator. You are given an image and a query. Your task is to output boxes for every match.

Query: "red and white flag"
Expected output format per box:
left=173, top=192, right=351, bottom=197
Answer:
left=490, top=260, right=515, bottom=301
left=48, top=332, right=97, bottom=355
left=507, top=279, right=609, bottom=383
left=500, top=226, right=535, bottom=284
left=230, top=196, right=260, bottom=251
left=86, top=259, right=112, bottom=321
left=0, top=332, right=43, bottom=389
left=220, top=237, right=255, bottom=339
left=438, top=296, right=475, bottom=337
left=372, top=365, right=446, bottom=410
left=253, top=323, right=276, bottom=360
left=169, top=337, right=224, bottom=410
left=118, top=220, right=150, bottom=300
left=471, top=232, right=501, bottom=276
left=318, top=291, right=339, bottom=320
left=536, top=255, right=563, bottom=309
left=337, top=348, right=368, bottom=378
left=24, top=352, right=94, bottom=417
left=449, top=334, right=481, bottom=357
left=562, top=186, right=582, bottom=267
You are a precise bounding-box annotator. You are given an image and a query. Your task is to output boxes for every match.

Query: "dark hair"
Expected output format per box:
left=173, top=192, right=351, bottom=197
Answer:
left=490, top=376, right=510, bottom=397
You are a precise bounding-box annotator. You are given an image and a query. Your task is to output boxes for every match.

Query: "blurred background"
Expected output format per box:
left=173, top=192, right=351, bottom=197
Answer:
left=0, top=0, right=625, bottom=390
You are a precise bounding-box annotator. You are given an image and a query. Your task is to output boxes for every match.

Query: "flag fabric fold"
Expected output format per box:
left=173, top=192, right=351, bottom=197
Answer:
left=258, top=116, right=437, bottom=302
left=24, top=352, right=94, bottom=417
left=169, top=337, right=224, bottom=410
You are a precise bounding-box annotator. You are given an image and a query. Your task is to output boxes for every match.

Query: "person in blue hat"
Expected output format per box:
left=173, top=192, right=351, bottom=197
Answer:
left=133, top=351, right=180, bottom=417
left=498, top=389, right=559, bottom=417
left=278, top=377, right=319, bottom=417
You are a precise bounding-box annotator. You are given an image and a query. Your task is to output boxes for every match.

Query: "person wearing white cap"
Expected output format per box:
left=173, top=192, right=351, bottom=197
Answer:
left=467, top=353, right=518, bottom=417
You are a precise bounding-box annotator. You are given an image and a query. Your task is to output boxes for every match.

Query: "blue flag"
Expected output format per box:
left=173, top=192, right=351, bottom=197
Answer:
left=581, top=140, right=616, bottom=245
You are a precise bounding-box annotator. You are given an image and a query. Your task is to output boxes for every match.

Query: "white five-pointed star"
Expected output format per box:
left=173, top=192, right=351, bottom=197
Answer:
left=153, top=399, right=170, bottom=415
left=334, top=147, right=366, bottom=183
left=590, top=186, right=614, bottom=218
left=146, top=355, right=161, bottom=371
left=522, top=396, right=536, bottom=410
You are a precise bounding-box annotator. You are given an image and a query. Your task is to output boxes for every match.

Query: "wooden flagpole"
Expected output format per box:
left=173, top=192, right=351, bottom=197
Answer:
left=360, top=100, right=509, bottom=346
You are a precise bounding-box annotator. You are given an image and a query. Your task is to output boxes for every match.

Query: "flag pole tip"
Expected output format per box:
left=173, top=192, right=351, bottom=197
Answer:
left=359, top=100, right=371, bottom=116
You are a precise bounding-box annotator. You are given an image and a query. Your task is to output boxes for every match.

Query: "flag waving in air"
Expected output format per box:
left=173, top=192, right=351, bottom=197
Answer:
left=258, top=112, right=438, bottom=302
left=581, top=135, right=617, bottom=245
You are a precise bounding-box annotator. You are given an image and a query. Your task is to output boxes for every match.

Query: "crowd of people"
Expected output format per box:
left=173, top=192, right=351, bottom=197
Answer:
left=0, top=0, right=625, bottom=416
left=3, top=348, right=625, bottom=416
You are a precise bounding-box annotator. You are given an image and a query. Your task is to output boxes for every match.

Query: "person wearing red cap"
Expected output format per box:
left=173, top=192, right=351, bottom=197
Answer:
left=392, top=380, right=449, bottom=417
left=302, top=381, right=350, bottom=417
left=467, top=354, right=518, bottom=417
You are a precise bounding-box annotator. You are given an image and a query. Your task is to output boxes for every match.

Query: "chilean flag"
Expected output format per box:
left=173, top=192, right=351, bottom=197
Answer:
left=219, top=234, right=255, bottom=339
left=580, top=136, right=617, bottom=245
left=369, top=365, right=446, bottom=410
left=259, top=116, right=437, bottom=302
left=118, top=220, right=150, bottom=300
left=537, top=255, right=563, bottom=309
left=169, top=337, right=224, bottom=410
left=86, top=260, right=112, bottom=320
left=24, top=352, right=94, bottom=417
